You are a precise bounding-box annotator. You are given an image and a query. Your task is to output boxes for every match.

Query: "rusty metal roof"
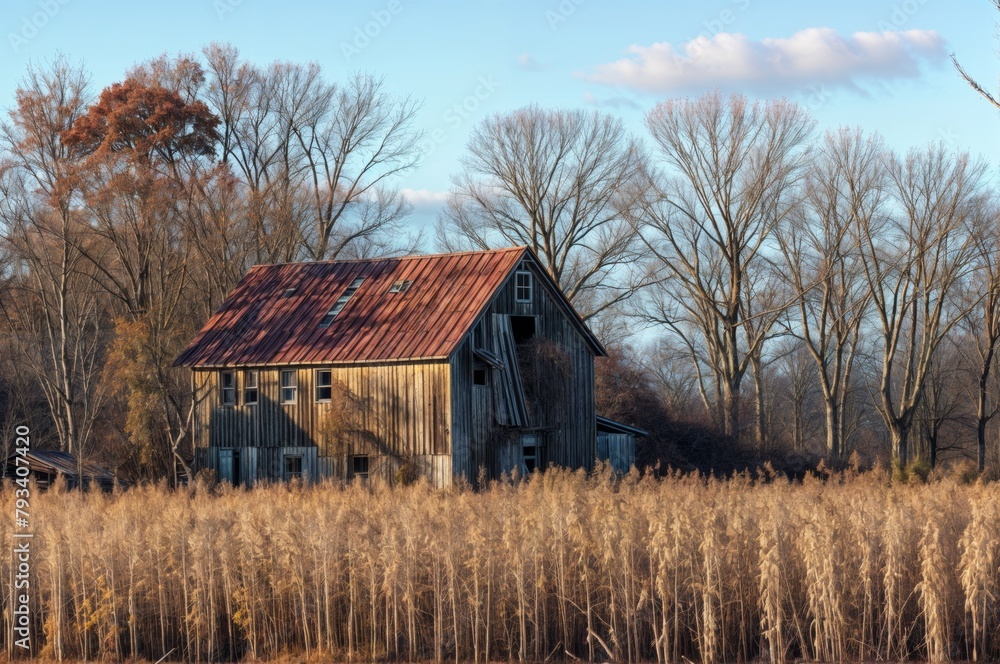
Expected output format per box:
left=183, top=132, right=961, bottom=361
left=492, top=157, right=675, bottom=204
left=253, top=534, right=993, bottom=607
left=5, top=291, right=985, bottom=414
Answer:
left=176, top=247, right=540, bottom=367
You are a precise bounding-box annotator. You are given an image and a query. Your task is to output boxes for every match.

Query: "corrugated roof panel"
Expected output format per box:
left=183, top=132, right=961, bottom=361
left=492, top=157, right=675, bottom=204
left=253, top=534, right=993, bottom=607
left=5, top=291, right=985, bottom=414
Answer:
left=175, top=248, right=529, bottom=366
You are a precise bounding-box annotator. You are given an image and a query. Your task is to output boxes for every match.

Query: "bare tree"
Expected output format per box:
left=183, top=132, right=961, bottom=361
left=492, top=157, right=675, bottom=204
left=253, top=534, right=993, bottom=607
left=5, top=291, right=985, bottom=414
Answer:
left=768, top=339, right=822, bottom=454
left=957, top=197, right=1000, bottom=470
left=857, top=144, right=986, bottom=464
left=204, top=45, right=422, bottom=262
left=951, top=0, right=1000, bottom=111
left=912, top=346, right=971, bottom=468
left=778, top=128, right=884, bottom=459
left=629, top=92, right=814, bottom=443
left=0, top=59, right=108, bottom=458
left=437, top=105, right=648, bottom=321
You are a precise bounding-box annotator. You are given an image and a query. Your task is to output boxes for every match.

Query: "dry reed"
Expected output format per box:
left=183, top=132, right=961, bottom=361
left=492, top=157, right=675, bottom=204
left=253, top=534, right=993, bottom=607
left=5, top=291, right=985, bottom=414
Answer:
left=3, top=467, right=999, bottom=663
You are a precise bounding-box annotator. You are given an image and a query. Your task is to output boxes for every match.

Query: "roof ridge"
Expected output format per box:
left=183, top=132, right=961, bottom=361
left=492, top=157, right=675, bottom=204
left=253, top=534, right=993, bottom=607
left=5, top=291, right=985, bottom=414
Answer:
left=252, top=246, right=528, bottom=269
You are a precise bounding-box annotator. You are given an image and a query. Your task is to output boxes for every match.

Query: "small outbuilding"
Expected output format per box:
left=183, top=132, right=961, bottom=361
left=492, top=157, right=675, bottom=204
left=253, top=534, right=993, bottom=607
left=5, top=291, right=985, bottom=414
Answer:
left=4, top=450, right=119, bottom=491
left=596, top=416, right=648, bottom=472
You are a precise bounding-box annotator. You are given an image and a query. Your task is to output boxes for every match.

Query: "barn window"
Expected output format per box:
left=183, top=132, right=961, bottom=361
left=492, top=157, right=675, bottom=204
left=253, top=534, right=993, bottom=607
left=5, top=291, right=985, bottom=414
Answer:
left=522, top=433, right=541, bottom=474
left=473, top=366, right=488, bottom=386
left=523, top=445, right=538, bottom=474
left=320, top=278, right=365, bottom=327
left=284, top=455, right=303, bottom=481
left=352, top=455, right=369, bottom=480
left=315, top=369, right=332, bottom=402
left=244, top=370, right=258, bottom=405
left=220, top=371, right=236, bottom=406
left=514, top=270, right=532, bottom=302
left=388, top=279, right=412, bottom=293
left=280, top=370, right=297, bottom=404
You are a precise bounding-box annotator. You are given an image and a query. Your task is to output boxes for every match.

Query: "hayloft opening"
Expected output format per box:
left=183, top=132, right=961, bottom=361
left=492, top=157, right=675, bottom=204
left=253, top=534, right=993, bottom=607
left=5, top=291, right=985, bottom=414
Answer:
left=510, top=316, right=536, bottom=345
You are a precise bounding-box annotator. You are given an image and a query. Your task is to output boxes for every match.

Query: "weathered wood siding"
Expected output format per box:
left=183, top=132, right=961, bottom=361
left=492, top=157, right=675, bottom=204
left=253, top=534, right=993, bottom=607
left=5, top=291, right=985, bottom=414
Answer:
left=597, top=433, right=635, bottom=473
left=193, top=360, right=452, bottom=485
left=450, top=258, right=598, bottom=484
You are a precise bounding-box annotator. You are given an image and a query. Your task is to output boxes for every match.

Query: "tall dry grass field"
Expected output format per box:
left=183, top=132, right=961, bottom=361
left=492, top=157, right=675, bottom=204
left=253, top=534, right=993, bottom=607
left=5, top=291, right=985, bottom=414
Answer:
left=2, top=468, right=999, bottom=663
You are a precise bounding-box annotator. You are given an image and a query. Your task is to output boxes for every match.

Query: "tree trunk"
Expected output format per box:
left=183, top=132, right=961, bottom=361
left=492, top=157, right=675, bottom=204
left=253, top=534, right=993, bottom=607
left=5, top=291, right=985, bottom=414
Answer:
left=722, top=381, right=740, bottom=447
left=890, top=423, right=909, bottom=466
left=977, top=367, right=989, bottom=472
left=824, top=403, right=840, bottom=460
left=751, top=356, right=768, bottom=451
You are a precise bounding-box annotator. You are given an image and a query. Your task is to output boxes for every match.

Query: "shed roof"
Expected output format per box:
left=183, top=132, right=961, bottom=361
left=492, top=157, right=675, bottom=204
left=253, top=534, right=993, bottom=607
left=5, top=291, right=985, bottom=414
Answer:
left=175, top=247, right=601, bottom=367
left=7, top=450, right=117, bottom=482
left=596, top=416, right=649, bottom=438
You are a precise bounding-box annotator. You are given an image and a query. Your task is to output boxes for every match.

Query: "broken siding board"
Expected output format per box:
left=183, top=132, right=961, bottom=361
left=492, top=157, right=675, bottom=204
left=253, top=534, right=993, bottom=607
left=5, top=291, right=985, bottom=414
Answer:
left=492, top=314, right=528, bottom=427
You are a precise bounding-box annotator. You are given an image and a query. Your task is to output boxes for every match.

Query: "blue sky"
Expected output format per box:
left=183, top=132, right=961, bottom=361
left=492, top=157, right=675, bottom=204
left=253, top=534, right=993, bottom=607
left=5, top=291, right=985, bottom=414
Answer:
left=3, top=0, right=998, bottom=234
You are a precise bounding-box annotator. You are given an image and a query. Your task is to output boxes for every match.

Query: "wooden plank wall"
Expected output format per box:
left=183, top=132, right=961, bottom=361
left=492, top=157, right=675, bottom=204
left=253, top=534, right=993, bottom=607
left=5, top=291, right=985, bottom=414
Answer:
left=193, top=361, right=452, bottom=485
left=597, top=433, right=635, bottom=473
left=450, top=258, right=599, bottom=485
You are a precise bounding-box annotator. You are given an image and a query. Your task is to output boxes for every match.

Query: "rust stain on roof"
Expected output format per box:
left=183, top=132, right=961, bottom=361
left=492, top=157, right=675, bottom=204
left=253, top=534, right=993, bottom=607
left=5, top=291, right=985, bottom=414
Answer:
left=175, top=247, right=530, bottom=367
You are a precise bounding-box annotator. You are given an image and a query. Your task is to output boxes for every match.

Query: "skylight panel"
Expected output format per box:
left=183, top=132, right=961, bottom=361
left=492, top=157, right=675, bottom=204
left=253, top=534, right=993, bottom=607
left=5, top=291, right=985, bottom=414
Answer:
left=319, top=278, right=365, bottom=327
left=388, top=279, right=412, bottom=293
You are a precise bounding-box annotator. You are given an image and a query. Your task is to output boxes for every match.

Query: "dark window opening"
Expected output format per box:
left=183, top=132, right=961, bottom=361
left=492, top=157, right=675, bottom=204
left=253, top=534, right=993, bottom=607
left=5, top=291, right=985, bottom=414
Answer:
left=473, top=366, right=488, bottom=386
left=523, top=446, right=537, bottom=474
left=352, top=455, right=369, bottom=480
left=220, top=371, right=236, bottom=406
left=510, top=316, right=536, bottom=345
left=316, top=369, right=332, bottom=402
left=284, top=455, right=303, bottom=481
left=244, top=370, right=258, bottom=405
left=515, top=270, right=533, bottom=302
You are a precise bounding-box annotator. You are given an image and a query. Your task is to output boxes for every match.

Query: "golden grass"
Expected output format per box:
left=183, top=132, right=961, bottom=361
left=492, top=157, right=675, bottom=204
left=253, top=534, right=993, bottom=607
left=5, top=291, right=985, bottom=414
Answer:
left=3, top=467, right=1000, bottom=663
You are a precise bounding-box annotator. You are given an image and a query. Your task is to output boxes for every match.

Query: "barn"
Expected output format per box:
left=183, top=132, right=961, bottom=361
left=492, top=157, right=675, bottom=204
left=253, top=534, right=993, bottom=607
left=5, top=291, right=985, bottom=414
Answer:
left=175, top=247, right=629, bottom=487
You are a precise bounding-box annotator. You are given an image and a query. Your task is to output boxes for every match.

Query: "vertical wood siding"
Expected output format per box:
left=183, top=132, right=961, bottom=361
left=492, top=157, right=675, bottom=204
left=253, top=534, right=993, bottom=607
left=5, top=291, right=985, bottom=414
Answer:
left=450, top=258, right=598, bottom=485
left=597, top=433, right=635, bottom=473
left=193, top=361, right=452, bottom=485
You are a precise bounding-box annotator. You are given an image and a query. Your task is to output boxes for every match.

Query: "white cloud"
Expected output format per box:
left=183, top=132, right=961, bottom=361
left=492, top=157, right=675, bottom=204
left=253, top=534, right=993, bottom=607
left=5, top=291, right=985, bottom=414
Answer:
left=585, top=28, right=946, bottom=94
left=516, top=53, right=544, bottom=71
left=582, top=91, right=642, bottom=111
left=401, top=188, right=449, bottom=213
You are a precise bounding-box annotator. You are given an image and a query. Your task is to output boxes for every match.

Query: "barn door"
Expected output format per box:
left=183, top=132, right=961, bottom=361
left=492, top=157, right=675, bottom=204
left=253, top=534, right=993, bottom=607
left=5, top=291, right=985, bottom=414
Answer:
left=218, top=449, right=234, bottom=485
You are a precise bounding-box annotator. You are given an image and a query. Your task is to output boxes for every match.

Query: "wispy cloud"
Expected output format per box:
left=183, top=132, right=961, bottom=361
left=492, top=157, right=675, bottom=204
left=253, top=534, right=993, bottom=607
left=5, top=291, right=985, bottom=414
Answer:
left=582, top=91, right=641, bottom=110
left=401, top=188, right=449, bottom=213
left=585, top=28, right=946, bottom=95
left=516, top=53, right=545, bottom=71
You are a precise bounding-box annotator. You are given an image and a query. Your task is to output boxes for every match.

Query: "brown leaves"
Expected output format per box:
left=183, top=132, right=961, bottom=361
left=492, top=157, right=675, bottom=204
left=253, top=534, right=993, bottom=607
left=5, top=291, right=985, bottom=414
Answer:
left=61, top=78, right=220, bottom=165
